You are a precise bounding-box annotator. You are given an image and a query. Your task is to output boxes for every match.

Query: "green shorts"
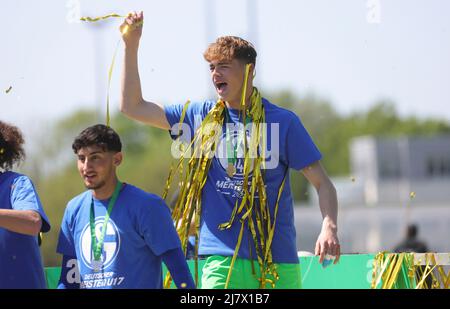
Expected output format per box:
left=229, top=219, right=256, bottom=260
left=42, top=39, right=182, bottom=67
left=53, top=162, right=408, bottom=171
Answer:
left=201, top=255, right=302, bottom=289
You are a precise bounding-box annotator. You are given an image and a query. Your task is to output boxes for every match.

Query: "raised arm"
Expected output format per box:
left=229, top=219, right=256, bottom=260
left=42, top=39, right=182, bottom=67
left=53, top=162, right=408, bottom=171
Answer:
left=119, top=11, right=170, bottom=130
left=302, top=161, right=341, bottom=264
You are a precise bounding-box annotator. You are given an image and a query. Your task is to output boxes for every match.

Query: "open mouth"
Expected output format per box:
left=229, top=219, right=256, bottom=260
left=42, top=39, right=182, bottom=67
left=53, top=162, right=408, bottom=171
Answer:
left=215, top=82, right=228, bottom=94
left=84, top=174, right=97, bottom=182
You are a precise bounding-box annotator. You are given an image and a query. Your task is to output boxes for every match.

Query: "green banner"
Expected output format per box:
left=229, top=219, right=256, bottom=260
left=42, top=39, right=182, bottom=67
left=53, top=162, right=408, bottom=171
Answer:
left=45, top=254, right=377, bottom=289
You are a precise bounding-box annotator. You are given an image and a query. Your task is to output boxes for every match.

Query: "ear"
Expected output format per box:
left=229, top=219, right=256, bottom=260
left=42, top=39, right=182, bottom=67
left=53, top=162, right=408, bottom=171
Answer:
left=113, top=152, right=123, bottom=167
left=248, top=63, right=256, bottom=78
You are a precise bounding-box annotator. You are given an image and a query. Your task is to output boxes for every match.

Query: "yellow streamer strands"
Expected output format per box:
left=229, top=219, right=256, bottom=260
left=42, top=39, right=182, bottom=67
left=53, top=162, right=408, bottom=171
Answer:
left=371, top=252, right=449, bottom=289
left=105, top=40, right=121, bottom=127
left=163, top=64, right=288, bottom=289
left=80, top=13, right=142, bottom=127
left=80, top=14, right=124, bottom=22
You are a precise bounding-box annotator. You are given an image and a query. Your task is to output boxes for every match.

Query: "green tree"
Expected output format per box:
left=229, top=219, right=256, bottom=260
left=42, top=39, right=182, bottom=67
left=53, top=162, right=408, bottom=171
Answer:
left=265, top=90, right=450, bottom=202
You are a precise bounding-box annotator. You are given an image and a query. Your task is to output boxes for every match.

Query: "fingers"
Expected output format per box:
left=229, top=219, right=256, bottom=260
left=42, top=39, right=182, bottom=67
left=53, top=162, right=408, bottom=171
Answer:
left=316, top=239, right=341, bottom=265
left=315, top=240, right=325, bottom=263
left=130, top=11, right=143, bottom=24
left=319, top=242, right=328, bottom=264
left=334, top=244, right=341, bottom=264
left=314, top=240, right=320, bottom=257
left=121, top=11, right=144, bottom=33
left=329, top=241, right=337, bottom=257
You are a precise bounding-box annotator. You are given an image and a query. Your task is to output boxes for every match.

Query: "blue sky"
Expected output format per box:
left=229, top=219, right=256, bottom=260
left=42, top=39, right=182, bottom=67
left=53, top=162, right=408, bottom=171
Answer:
left=2, top=0, right=450, bottom=141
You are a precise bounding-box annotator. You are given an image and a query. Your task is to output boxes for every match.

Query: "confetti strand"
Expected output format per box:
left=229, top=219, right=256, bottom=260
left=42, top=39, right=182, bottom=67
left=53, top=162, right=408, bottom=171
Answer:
left=80, top=13, right=143, bottom=126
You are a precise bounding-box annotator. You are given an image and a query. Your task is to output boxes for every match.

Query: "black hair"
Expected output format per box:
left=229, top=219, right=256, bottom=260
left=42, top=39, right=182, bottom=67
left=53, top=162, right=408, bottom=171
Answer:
left=0, top=120, right=26, bottom=171
left=407, top=224, right=418, bottom=238
left=72, top=124, right=122, bottom=154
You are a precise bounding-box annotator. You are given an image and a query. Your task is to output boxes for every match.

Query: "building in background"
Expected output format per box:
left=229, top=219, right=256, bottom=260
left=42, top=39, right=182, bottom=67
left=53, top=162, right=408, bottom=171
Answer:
left=350, top=135, right=450, bottom=205
left=301, top=135, right=450, bottom=254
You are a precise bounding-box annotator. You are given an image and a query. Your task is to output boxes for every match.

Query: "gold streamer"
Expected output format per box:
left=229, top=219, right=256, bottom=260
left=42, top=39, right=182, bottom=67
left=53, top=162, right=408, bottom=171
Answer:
left=372, top=252, right=449, bottom=289
left=163, top=98, right=225, bottom=288
left=80, top=13, right=124, bottom=22
left=106, top=40, right=121, bottom=127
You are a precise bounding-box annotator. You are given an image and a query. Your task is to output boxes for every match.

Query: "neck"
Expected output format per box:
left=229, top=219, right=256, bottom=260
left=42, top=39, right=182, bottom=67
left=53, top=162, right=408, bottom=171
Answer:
left=225, top=87, right=254, bottom=110
left=225, top=100, right=249, bottom=110
left=92, top=177, right=119, bottom=200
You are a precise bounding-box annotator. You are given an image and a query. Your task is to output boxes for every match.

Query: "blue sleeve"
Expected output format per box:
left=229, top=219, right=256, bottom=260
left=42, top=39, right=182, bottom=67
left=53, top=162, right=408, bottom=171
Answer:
left=164, top=101, right=212, bottom=141
left=164, top=103, right=188, bottom=130
left=161, top=248, right=196, bottom=289
left=57, top=255, right=80, bottom=289
left=139, top=197, right=182, bottom=256
left=286, top=115, right=322, bottom=170
left=10, top=175, right=51, bottom=233
left=56, top=207, right=76, bottom=256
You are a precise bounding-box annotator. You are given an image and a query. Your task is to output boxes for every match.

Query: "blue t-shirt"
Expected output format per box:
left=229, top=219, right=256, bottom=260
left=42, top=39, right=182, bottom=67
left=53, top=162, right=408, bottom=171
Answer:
left=165, top=98, right=322, bottom=263
left=56, top=183, right=182, bottom=289
left=0, top=171, right=51, bottom=289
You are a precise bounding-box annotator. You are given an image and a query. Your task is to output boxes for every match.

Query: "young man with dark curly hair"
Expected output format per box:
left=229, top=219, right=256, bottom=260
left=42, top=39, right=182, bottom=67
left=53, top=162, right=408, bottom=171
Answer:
left=56, top=124, right=195, bottom=289
left=0, top=120, right=51, bottom=288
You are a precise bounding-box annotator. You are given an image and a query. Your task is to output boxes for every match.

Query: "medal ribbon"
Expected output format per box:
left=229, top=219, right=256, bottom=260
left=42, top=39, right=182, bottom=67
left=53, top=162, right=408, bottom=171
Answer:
left=90, top=181, right=122, bottom=263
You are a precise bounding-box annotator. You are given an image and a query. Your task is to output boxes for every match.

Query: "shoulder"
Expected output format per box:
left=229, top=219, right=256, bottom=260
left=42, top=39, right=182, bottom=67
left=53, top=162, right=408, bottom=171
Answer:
left=262, top=98, right=304, bottom=133
left=8, top=172, right=32, bottom=187
left=4, top=172, right=37, bottom=204
left=9, top=173, right=38, bottom=195
left=187, top=100, right=217, bottom=118
left=262, top=98, right=300, bottom=123
left=166, top=100, right=216, bottom=115
left=164, top=100, right=217, bottom=130
left=3, top=171, right=23, bottom=180
left=201, top=99, right=217, bottom=114
left=121, top=184, right=168, bottom=208
left=122, top=185, right=172, bottom=224
left=64, top=191, right=91, bottom=218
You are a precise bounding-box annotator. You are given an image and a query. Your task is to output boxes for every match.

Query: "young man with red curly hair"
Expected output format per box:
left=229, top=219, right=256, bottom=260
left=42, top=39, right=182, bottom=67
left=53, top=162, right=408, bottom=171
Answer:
left=119, top=12, right=340, bottom=289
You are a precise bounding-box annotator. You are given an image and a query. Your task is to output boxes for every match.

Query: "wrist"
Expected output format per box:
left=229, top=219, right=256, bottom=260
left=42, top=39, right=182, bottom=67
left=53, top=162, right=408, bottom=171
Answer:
left=124, top=43, right=140, bottom=53
left=321, top=217, right=337, bottom=231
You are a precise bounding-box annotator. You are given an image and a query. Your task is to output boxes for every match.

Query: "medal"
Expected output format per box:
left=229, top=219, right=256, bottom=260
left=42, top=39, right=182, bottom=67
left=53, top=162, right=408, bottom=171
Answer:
left=224, top=106, right=252, bottom=178
left=227, top=164, right=236, bottom=177
left=91, top=259, right=103, bottom=272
